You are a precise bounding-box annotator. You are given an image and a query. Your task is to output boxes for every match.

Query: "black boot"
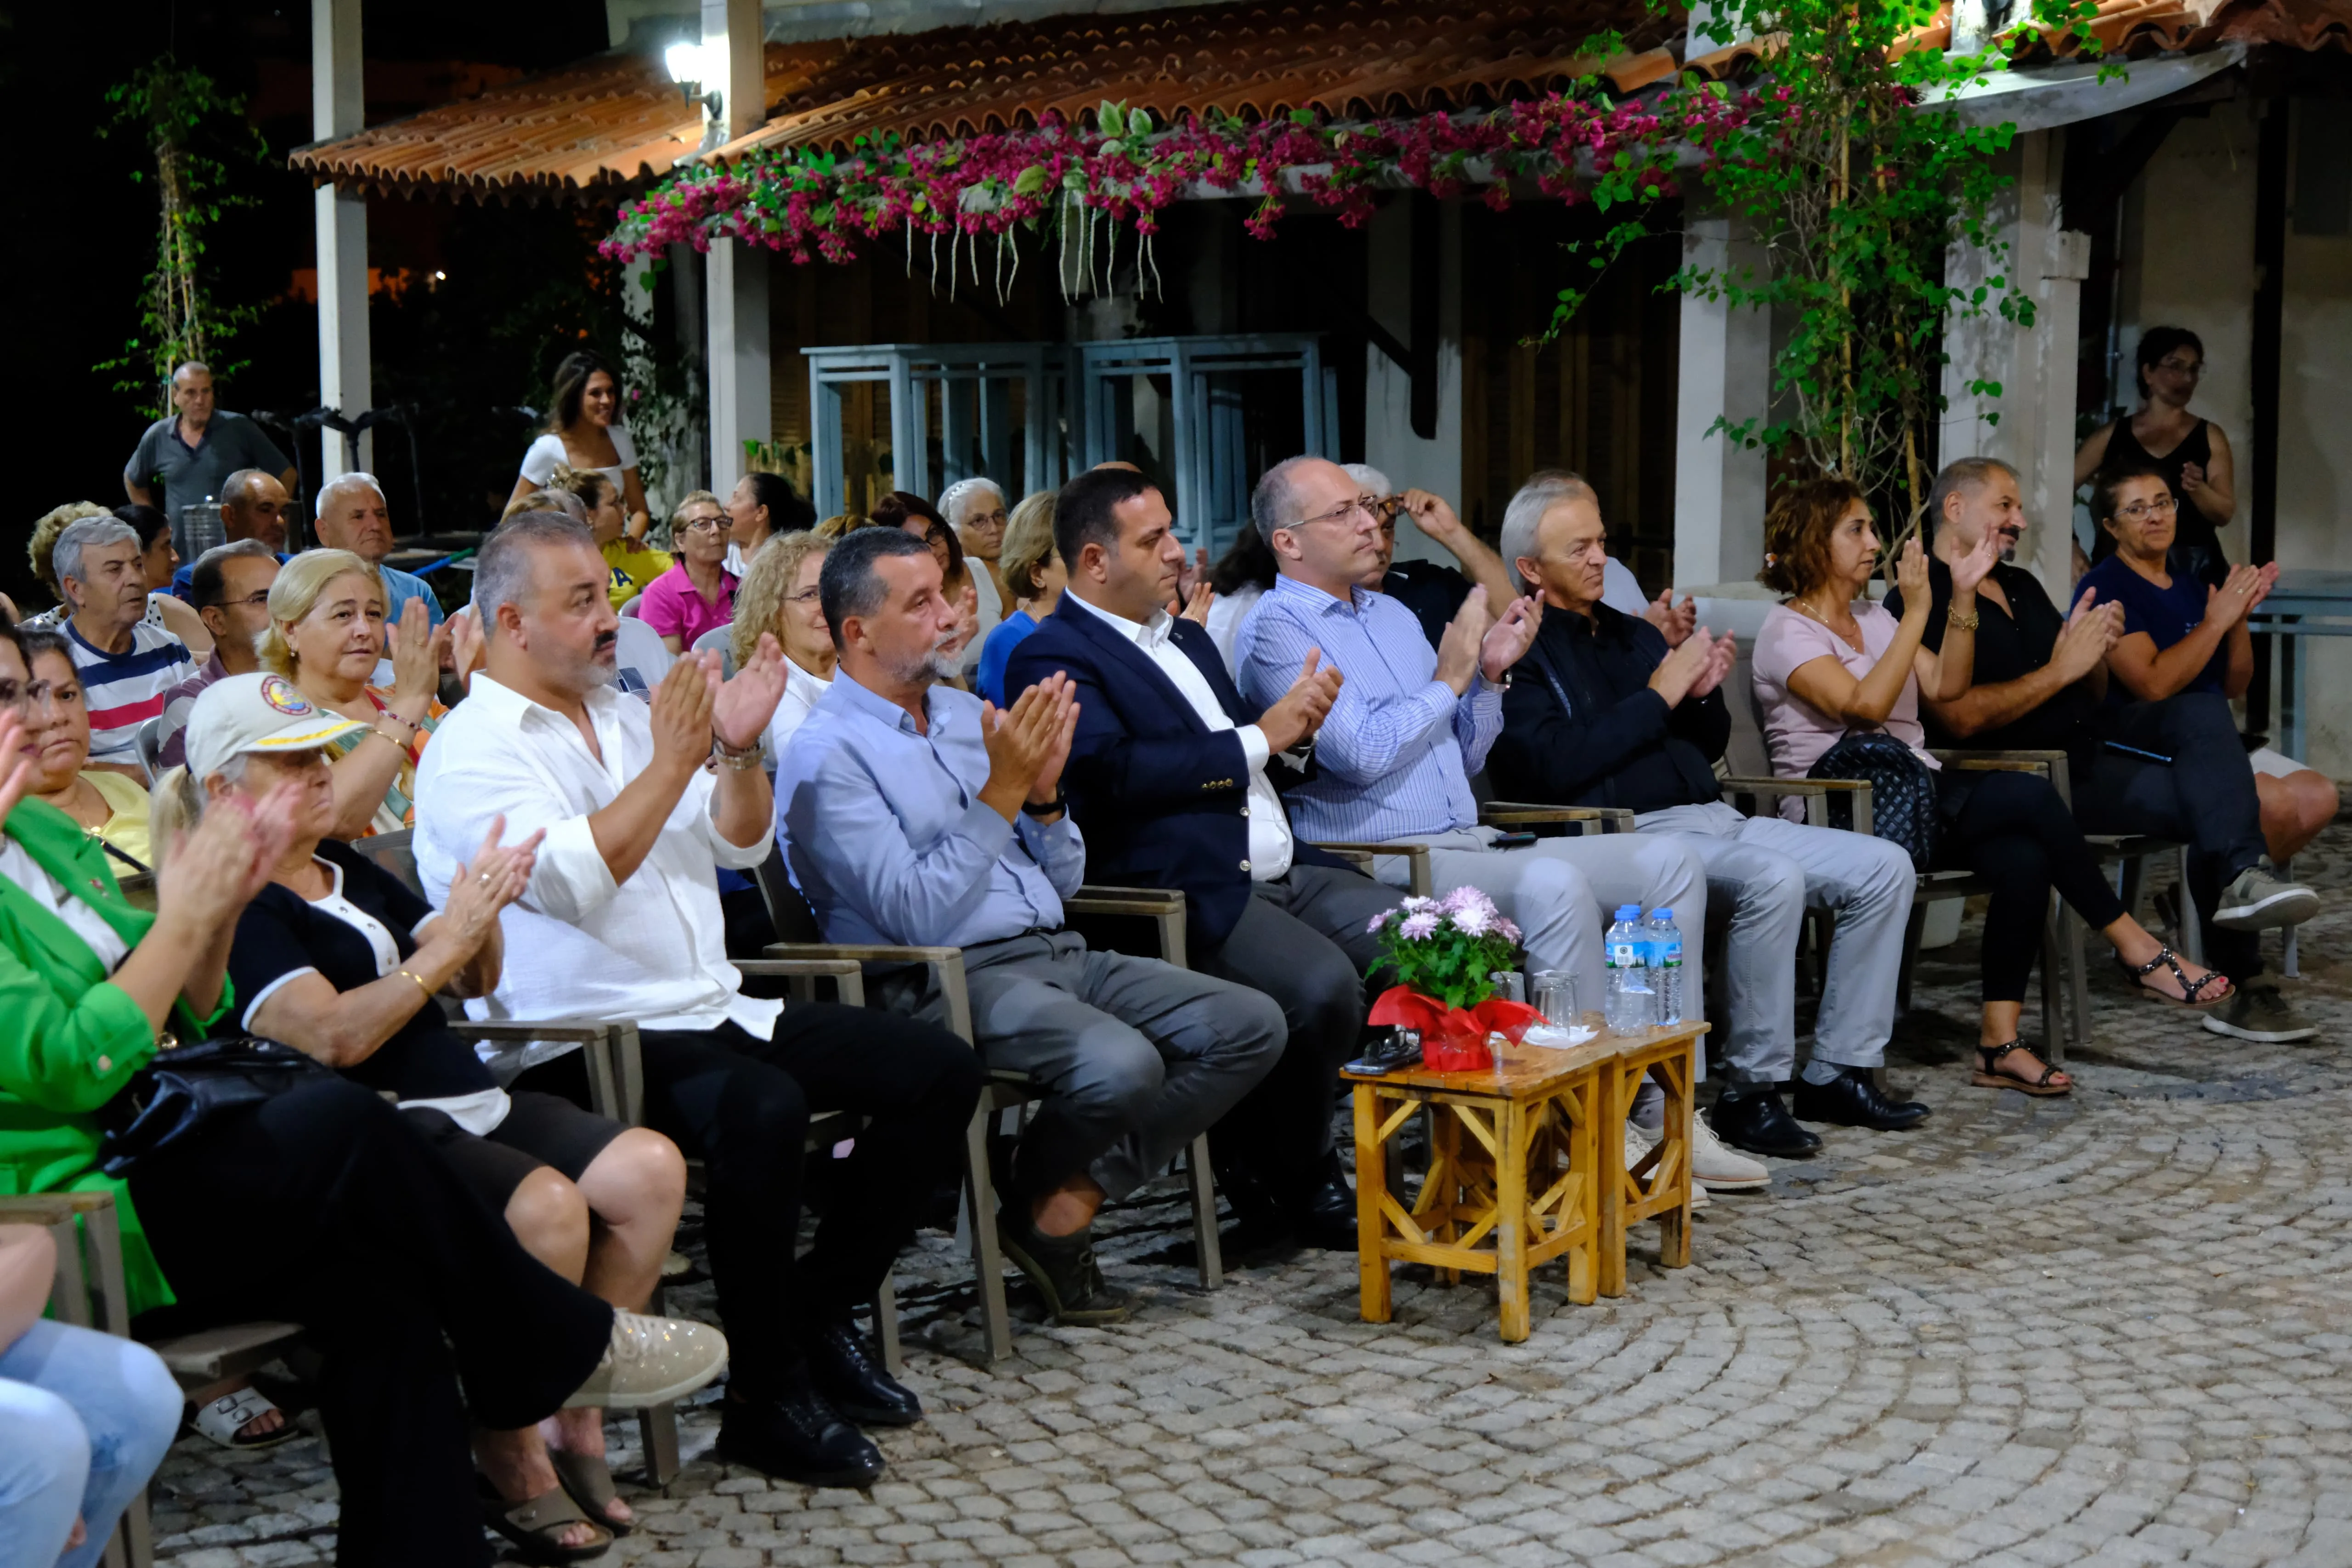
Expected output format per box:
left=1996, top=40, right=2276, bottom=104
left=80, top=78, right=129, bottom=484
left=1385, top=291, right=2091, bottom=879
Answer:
left=716, top=1377, right=886, bottom=1488
left=1283, top=1150, right=1360, bottom=1253
left=996, top=1211, right=1135, bottom=1325
left=1792, top=1066, right=1931, bottom=1131
left=804, top=1320, right=922, bottom=1428
left=1708, top=1090, right=1822, bottom=1158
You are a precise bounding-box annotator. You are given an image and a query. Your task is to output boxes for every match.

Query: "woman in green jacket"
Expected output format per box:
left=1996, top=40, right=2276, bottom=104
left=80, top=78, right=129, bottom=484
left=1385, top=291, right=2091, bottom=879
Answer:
left=0, top=621, right=722, bottom=1567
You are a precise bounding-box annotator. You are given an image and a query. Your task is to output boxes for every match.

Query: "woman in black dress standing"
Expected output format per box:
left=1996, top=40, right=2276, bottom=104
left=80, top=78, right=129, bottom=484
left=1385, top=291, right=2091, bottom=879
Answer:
left=2075, top=326, right=2236, bottom=586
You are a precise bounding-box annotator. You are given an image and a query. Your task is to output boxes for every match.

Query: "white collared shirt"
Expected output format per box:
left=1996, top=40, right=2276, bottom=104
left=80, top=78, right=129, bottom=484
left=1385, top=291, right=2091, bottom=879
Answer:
left=413, top=673, right=780, bottom=1079
left=763, top=657, right=833, bottom=774
left=1061, top=591, right=1293, bottom=881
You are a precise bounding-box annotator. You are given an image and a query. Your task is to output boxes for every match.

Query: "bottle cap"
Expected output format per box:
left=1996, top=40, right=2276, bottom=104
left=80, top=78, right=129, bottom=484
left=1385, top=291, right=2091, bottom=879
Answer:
left=1614, top=905, right=1640, bottom=920
left=1653, top=908, right=1673, bottom=921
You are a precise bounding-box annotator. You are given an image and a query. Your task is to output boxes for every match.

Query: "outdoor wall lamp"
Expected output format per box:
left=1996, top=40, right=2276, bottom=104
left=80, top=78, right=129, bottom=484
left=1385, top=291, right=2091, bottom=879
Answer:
left=665, top=41, right=723, bottom=127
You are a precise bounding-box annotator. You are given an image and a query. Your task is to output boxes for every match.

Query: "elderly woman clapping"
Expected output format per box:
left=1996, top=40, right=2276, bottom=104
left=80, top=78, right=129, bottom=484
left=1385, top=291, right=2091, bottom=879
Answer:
left=158, top=672, right=694, bottom=1552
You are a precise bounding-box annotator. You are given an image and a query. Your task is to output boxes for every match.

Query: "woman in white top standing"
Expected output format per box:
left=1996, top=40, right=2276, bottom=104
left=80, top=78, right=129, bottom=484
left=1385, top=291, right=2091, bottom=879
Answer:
left=731, top=531, right=834, bottom=771
left=508, top=351, right=651, bottom=544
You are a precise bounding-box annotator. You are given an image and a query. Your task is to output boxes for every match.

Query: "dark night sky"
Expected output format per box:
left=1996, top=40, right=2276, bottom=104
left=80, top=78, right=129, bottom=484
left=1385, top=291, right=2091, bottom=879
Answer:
left=6, top=0, right=614, bottom=607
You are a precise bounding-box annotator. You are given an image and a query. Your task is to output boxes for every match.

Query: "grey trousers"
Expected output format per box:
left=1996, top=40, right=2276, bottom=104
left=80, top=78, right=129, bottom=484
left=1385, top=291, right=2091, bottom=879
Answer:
left=1198, top=864, right=1398, bottom=1181
left=910, top=931, right=1286, bottom=1203
left=1636, top=801, right=1915, bottom=1082
left=1372, top=826, right=1708, bottom=1024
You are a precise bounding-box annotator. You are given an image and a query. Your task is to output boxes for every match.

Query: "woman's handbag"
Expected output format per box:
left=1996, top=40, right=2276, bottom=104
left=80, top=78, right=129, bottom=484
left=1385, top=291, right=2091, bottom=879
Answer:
left=97, top=1036, right=336, bottom=1177
left=1808, top=731, right=1939, bottom=870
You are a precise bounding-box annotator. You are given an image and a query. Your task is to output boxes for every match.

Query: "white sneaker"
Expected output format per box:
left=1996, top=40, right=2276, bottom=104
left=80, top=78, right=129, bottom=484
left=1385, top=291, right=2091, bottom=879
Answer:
left=1689, top=1115, right=1770, bottom=1191
left=565, top=1311, right=729, bottom=1410
left=1624, top=1123, right=1707, bottom=1209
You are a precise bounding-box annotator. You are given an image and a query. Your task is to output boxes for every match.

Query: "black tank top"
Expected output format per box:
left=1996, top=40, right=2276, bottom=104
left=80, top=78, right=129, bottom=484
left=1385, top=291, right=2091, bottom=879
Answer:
left=2091, top=416, right=2227, bottom=586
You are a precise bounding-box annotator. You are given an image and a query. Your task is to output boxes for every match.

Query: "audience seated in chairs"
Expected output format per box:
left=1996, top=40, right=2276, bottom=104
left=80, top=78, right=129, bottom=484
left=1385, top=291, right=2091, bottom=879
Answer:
left=724, top=471, right=814, bottom=578
left=731, top=529, right=833, bottom=765
left=12, top=630, right=154, bottom=872
left=259, top=549, right=448, bottom=840
left=870, top=492, right=984, bottom=674
left=975, top=491, right=1064, bottom=707
left=312, top=473, right=445, bottom=630
left=1756, top=475, right=2234, bottom=1095
left=156, top=540, right=280, bottom=770
left=163, top=670, right=688, bottom=1553
left=1482, top=471, right=1921, bottom=1164
left=48, top=517, right=197, bottom=779
left=939, top=477, right=1013, bottom=672
left=775, top=526, right=1284, bottom=1324
left=1233, top=455, right=1707, bottom=1014
left=1883, top=456, right=2323, bottom=1046
left=0, top=1219, right=180, bottom=1568
left=548, top=465, right=672, bottom=617
left=1006, top=467, right=1388, bottom=1251
left=637, top=482, right=738, bottom=655
left=414, top=511, right=984, bottom=1490
left=0, top=620, right=724, bottom=1568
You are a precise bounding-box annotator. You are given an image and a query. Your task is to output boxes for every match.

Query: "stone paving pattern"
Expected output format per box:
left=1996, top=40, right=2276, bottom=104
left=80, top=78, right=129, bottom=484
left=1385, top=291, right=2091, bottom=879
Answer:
left=152, top=827, right=2352, bottom=1566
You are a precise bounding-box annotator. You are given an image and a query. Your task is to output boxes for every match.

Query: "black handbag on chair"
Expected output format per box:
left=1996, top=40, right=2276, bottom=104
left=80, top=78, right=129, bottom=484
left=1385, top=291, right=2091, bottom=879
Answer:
left=97, top=1036, right=336, bottom=1177
left=1808, top=731, right=1940, bottom=871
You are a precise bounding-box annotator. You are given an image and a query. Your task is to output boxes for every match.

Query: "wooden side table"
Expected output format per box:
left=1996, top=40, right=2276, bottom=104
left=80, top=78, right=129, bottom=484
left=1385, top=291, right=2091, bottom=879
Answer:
left=1346, top=1035, right=1615, bottom=1342
left=1595, top=1021, right=1708, bottom=1296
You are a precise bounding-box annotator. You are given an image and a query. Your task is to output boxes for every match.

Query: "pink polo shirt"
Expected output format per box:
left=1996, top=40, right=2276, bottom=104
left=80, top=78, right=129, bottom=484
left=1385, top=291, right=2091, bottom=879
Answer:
left=637, top=563, right=735, bottom=650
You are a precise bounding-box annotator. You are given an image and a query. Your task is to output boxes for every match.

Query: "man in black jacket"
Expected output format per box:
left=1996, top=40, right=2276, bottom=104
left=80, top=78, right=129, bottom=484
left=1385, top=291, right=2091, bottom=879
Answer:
left=1006, top=467, right=1398, bottom=1248
left=1487, top=473, right=1924, bottom=1162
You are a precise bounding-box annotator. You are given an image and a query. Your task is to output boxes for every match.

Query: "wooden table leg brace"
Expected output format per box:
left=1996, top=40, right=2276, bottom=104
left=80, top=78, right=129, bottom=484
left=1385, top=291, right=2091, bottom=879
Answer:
left=1596, top=1035, right=1697, bottom=1297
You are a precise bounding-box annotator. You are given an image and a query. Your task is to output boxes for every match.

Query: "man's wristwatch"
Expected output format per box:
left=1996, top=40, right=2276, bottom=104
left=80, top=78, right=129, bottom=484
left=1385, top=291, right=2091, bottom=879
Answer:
left=1021, top=789, right=1066, bottom=817
left=711, top=732, right=764, bottom=771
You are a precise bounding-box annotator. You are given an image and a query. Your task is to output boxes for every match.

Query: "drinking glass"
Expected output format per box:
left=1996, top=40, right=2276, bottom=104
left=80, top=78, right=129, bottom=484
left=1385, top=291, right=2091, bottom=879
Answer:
left=1531, top=970, right=1578, bottom=1028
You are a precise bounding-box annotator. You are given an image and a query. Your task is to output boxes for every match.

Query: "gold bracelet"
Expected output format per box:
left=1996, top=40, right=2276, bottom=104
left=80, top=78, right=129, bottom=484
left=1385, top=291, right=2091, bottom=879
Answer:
left=370, top=726, right=411, bottom=753
left=395, top=969, right=436, bottom=1001
left=1947, top=606, right=1980, bottom=632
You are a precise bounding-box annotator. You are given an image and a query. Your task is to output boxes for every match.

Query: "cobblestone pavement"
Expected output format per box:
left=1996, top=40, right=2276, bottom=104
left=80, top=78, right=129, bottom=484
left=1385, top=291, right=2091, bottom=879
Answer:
left=153, top=827, right=2352, bottom=1567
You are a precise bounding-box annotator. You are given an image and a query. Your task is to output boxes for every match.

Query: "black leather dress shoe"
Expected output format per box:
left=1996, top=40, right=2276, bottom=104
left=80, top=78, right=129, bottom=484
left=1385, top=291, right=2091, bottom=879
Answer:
left=1708, top=1091, right=1822, bottom=1159
left=1792, top=1067, right=1931, bottom=1131
left=716, top=1383, right=885, bottom=1488
left=1287, top=1170, right=1361, bottom=1252
left=805, top=1321, right=922, bottom=1427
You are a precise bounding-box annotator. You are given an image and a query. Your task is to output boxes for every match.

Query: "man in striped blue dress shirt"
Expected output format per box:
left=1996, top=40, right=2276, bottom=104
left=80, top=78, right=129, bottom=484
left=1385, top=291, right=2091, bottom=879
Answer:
left=1233, top=456, right=1705, bottom=1017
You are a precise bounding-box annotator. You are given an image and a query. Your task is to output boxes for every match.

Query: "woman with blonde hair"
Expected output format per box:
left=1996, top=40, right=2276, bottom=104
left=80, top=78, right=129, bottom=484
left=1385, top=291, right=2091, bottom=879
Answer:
left=259, top=549, right=450, bottom=838
left=732, top=531, right=834, bottom=764
left=974, top=491, right=1065, bottom=706
left=551, top=464, right=670, bottom=613
left=1752, top=476, right=2225, bottom=1099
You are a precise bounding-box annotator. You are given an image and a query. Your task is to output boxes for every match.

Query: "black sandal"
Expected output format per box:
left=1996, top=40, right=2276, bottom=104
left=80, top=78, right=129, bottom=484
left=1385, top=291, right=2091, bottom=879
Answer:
left=2119, top=945, right=2232, bottom=1009
left=1973, top=1041, right=2071, bottom=1097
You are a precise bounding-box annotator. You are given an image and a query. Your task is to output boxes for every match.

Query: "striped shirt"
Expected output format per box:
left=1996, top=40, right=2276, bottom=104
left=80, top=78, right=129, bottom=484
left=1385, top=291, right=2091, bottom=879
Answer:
left=63, top=619, right=197, bottom=768
left=1233, top=574, right=1502, bottom=843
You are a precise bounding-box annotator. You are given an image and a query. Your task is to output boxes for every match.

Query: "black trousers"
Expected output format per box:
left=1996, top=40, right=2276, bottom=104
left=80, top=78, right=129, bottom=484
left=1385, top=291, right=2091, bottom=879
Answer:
left=130, top=1077, right=612, bottom=1568
left=1937, top=769, right=2127, bottom=1004
left=516, top=1002, right=983, bottom=1399
left=2075, top=693, right=2269, bottom=984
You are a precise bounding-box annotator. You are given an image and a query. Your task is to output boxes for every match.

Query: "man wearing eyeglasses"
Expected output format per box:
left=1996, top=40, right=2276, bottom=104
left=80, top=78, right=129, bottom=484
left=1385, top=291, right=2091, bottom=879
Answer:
left=155, top=541, right=281, bottom=770
left=1234, top=455, right=1705, bottom=1016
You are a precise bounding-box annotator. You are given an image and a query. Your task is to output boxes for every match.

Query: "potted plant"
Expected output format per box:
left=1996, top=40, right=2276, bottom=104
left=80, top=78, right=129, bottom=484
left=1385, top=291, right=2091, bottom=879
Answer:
left=1363, top=887, right=1545, bottom=1071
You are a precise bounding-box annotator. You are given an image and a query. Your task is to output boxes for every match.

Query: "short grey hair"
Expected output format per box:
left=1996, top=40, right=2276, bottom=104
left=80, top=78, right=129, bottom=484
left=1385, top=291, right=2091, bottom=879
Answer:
left=1924, top=457, right=2018, bottom=541
left=1250, top=455, right=1325, bottom=545
left=53, top=518, right=138, bottom=589
left=1342, top=463, right=1392, bottom=498
left=819, top=526, right=933, bottom=651
left=476, top=511, right=596, bottom=621
left=1498, top=471, right=1598, bottom=594
left=937, top=477, right=1006, bottom=527
left=172, top=361, right=211, bottom=385
left=317, top=471, right=388, bottom=513
left=189, top=538, right=279, bottom=613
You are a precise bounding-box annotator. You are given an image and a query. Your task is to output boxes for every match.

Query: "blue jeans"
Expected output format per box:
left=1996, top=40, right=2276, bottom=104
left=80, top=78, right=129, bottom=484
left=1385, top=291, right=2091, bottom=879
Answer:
left=0, top=1319, right=180, bottom=1568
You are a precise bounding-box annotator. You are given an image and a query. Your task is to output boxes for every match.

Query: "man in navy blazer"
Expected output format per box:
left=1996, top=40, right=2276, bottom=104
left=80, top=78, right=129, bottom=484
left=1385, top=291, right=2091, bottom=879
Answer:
left=1007, top=467, right=1398, bottom=1250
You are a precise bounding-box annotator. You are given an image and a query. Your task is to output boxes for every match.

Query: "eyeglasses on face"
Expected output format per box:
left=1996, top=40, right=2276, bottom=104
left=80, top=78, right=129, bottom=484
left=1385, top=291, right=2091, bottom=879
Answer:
left=1288, top=494, right=1383, bottom=532
left=215, top=591, right=274, bottom=611
left=786, top=587, right=824, bottom=605
left=678, top=516, right=729, bottom=534
left=2116, top=496, right=2178, bottom=521
left=0, top=678, right=65, bottom=713
left=2152, top=358, right=2204, bottom=379
left=968, top=510, right=1010, bottom=528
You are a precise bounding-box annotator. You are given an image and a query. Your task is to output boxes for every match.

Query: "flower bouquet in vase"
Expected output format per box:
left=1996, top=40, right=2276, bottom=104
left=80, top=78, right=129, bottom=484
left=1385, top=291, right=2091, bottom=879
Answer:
left=1364, top=887, right=1545, bottom=1071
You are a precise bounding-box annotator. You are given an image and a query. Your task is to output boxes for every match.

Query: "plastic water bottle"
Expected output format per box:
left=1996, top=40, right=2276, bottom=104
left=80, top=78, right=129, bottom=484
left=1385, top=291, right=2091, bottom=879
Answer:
left=1604, top=905, right=1654, bottom=1035
left=1649, top=908, right=1684, bottom=1027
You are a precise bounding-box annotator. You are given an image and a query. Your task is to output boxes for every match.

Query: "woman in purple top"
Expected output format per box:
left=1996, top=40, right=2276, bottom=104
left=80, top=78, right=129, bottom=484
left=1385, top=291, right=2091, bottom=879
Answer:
left=1753, top=476, right=2227, bottom=1098
left=2075, top=463, right=2338, bottom=866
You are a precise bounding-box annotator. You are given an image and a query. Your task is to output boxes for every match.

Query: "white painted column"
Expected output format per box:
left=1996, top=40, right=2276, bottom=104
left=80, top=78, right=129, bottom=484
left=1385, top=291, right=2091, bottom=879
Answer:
left=1671, top=209, right=1770, bottom=589
left=312, top=0, right=371, bottom=481
left=1940, top=130, right=2088, bottom=596
left=701, top=0, right=769, bottom=496
left=1363, top=197, right=1463, bottom=565
left=707, top=239, right=770, bottom=497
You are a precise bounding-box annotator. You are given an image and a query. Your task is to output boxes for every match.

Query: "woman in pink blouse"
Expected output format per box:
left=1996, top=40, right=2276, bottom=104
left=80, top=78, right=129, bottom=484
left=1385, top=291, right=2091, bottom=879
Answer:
left=1752, top=477, right=2227, bottom=1097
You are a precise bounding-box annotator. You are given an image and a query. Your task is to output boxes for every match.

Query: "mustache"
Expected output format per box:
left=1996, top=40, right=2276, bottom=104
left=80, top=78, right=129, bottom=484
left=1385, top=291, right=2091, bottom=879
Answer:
left=594, top=629, right=618, bottom=652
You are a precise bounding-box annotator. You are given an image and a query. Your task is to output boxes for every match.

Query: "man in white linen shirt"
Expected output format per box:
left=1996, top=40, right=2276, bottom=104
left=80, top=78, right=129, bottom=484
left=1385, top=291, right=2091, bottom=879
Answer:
left=1232, top=455, right=1707, bottom=1016
left=775, top=527, right=1285, bottom=1327
left=415, top=512, right=984, bottom=1490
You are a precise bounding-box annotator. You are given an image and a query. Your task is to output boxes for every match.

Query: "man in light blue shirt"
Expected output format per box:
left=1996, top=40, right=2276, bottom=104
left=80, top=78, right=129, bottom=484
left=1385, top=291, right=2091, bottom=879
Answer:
left=1234, top=455, right=1705, bottom=1012
left=315, top=472, right=445, bottom=628
left=777, top=528, right=1283, bottom=1326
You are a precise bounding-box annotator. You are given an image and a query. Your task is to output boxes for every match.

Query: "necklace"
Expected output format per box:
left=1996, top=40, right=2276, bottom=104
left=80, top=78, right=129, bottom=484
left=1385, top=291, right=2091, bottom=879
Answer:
left=1791, top=595, right=1866, bottom=654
